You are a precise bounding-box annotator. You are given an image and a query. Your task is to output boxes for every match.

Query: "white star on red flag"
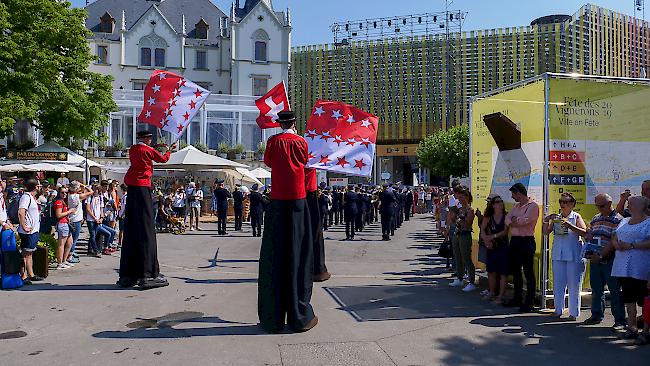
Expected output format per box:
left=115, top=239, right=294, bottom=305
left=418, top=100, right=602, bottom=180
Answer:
left=138, top=69, right=211, bottom=138
left=305, top=100, right=379, bottom=177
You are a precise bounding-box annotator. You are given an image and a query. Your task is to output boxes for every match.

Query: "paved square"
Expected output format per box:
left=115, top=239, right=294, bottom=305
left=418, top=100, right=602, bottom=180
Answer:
left=0, top=215, right=648, bottom=365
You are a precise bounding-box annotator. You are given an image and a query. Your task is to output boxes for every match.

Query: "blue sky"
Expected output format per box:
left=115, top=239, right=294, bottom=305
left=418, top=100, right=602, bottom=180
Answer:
left=72, top=0, right=642, bottom=45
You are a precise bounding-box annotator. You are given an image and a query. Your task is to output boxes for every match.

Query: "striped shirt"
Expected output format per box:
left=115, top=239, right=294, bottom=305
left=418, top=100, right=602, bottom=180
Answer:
left=590, top=210, right=623, bottom=251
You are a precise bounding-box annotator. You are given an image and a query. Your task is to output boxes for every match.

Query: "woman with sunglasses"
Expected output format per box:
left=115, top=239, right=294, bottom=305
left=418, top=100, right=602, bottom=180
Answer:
left=53, top=187, right=76, bottom=270
left=480, top=195, right=510, bottom=304
left=542, top=192, right=587, bottom=320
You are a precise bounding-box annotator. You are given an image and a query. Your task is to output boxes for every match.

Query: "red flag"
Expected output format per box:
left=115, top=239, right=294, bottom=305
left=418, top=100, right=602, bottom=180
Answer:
left=305, top=100, right=379, bottom=177
left=138, top=70, right=210, bottom=138
left=255, top=81, right=290, bottom=129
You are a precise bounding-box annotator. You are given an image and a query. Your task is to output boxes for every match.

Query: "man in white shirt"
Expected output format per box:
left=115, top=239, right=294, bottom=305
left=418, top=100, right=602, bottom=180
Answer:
left=67, top=181, right=93, bottom=261
left=17, top=179, right=44, bottom=283
left=56, top=173, right=70, bottom=187
left=0, top=179, right=12, bottom=231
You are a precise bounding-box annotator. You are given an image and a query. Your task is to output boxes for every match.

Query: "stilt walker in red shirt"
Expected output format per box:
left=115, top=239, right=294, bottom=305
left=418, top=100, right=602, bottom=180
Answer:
left=258, top=111, right=318, bottom=333
left=118, top=131, right=175, bottom=289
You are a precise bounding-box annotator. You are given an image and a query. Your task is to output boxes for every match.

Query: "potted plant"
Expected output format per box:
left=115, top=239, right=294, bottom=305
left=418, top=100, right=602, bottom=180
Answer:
left=232, top=143, right=246, bottom=160
left=97, top=141, right=107, bottom=158
left=217, top=141, right=229, bottom=158
left=256, top=142, right=266, bottom=161
left=194, top=142, right=208, bottom=153
left=113, top=140, right=125, bottom=157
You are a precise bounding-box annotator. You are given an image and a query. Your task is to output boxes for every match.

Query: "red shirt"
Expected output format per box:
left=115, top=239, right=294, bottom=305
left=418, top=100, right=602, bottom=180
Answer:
left=264, top=131, right=308, bottom=200
left=124, top=143, right=171, bottom=187
left=305, top=168, right=317, bottom=193
left=53, top=199, right=68, bottom=224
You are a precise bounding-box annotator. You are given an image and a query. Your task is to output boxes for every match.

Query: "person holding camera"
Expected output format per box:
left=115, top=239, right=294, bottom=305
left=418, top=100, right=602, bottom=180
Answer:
left=581, top=193, right=626, bottom=327
left=186, top=182, right=203, bottom=231
left=542, top=192, right=587, bottom=320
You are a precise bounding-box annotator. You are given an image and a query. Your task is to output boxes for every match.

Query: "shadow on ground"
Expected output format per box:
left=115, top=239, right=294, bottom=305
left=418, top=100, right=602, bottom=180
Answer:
left=433, top=314, right=650, bottom=365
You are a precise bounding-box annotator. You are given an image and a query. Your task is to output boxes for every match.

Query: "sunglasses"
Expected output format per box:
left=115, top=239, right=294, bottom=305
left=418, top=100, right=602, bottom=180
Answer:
left=596, top=203, right=608, bottom=208
left=559, top=200, right=573, bottom=204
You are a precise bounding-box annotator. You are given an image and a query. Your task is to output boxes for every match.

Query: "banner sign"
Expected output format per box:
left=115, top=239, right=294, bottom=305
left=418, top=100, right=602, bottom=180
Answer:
left=6, top=150, right=68, bottom=161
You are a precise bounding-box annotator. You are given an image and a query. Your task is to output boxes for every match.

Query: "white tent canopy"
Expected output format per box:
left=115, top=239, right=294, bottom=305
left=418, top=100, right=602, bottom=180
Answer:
left=28, top=141, right=102, bottom=168
left=233, top=168, right=263, bottom=186
left=249, top=167, right=271, bottom=179
left=0, top=164, right=27, bottom=172
left=157, top=146, right=248, bottom=170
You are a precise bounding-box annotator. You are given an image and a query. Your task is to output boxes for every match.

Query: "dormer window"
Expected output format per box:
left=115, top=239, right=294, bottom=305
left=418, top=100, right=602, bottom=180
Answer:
left=99, top=12, right=115, bottom=33
left=195, top=18, right=209, bottom=40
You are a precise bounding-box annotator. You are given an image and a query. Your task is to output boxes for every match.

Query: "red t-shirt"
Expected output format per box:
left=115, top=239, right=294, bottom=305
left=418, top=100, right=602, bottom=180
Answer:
left=124, top=143, right=171, bottom=187
left=264, top=131, right=308, bottom=200
left=53, top=199, right=68, bottom=224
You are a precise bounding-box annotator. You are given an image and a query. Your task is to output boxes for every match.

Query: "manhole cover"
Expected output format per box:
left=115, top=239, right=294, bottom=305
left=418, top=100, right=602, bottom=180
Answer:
left=0, top=330, right=27, bottom=339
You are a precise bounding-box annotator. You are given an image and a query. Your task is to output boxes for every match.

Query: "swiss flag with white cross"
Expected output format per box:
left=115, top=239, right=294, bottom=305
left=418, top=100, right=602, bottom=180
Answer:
left=255, top=81, right=290, bottom=129
left=138, top=69, right=211, bottom=139
left=305, top=100, right=379, bottom=177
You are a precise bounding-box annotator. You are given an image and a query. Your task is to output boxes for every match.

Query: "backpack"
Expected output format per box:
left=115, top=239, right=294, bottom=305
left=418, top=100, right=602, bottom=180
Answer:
left=7, top=193, right=23, bottom=225
left=1, top=230, right=24, bottom=290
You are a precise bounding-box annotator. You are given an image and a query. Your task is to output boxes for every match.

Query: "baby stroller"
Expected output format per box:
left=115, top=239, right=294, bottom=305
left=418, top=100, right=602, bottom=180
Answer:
left=167, top=215, right=186, bottom=235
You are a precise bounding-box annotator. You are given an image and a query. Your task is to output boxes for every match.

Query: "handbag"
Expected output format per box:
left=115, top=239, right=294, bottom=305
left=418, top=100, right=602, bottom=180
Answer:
left=437, top=240, right=452, bottom=258
left=478, top=238, right=488, bottom=264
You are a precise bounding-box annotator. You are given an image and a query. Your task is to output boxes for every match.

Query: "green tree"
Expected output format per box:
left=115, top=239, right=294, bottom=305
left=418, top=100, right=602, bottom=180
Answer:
left=0, top=0, right=116, bottom=142
left=417, top=124, right=470, bottom=178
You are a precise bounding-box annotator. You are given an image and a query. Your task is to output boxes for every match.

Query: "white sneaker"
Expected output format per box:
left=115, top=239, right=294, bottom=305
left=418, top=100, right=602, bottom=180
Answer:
left=56, top=263, right=70, bottom=270
left=462, top=283, right=477, bottom=292
left=64, top=261, right=75, bottom=267
left=449, top=279, right=463, bottom=287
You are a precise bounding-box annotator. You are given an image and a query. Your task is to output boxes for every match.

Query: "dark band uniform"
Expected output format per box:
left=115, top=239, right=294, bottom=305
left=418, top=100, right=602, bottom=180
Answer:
left=248, top=185, right=264, bottom=237
left=379, top=188, right=397, bottom=240
left=120, top=138, right=171, bottom=287
left=344, top=187, right=359, bottom=240
left=213, top=184, right=231, bottom=235
left=258, top=125, right=316, bottom=332
left=306, top=168, right=328, bottom=279
left=233, top=188, right=244, bottom=231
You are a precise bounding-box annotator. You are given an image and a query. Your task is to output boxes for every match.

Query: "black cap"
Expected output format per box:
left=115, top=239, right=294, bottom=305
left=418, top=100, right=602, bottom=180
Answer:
left=136, top=130, right=153, bottom=139
left=319, top=182, right=327, bottom=188
left=251, top=184, right=259, bottom=191
left=509, top=182, right=527, bottom=195
left=215, top=178, right=224, bottom=184
left=277, top=111, right=296, bottom=124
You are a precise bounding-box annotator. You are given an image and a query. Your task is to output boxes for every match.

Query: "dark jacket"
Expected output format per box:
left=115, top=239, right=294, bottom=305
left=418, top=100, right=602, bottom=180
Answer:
left=343, top=191, right=359, bottom=216
left=249, top=192, right=264, bottom=216
left=379, top=190, right=397, bottom=215
left=213, top=187, right=231, bottom=211
left=233, top=190, right=244, bottom=210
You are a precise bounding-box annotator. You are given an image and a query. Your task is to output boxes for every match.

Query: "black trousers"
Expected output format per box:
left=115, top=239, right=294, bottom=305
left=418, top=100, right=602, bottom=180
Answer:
left=345, top=217, right=356, bottom=239
left=333, top=209, right=340, bottom=225
left=234, top=208, right=243, bottom=231
left=509, top=236, right=537, bottom=307
left=217, top=209, right=227, bottom=234
left=258, top=199, right=315, bottom=332
left=328, top=210, right=334, bottom=226
left=307, top=192, right=327, bottom=276
left=120, top=186, right=159, bottom=280
left=321, top=209, right=329, bottom=230
left=250, top=212, right=262, bottom=236
left=381, top=213, right=393, bottom=237
left=356, top=211, right=365, bottom=232
left=404, top=204, right=411, bottom=221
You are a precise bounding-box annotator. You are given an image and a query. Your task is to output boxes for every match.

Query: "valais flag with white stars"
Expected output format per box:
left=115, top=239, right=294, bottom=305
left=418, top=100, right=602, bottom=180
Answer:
left=138, top=70, right=211, bottom=139
left=305, top=100, right=379, bottom=177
